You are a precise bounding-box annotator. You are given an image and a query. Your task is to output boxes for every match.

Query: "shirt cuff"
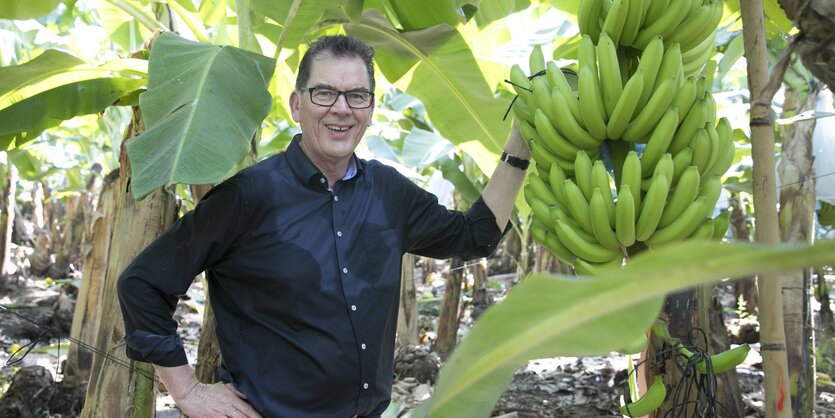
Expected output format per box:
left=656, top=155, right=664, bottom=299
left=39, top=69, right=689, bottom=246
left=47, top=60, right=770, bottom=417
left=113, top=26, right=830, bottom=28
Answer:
left=124, top=330, right=189, bottom=367
left=467, top=197, right=511, bottom=255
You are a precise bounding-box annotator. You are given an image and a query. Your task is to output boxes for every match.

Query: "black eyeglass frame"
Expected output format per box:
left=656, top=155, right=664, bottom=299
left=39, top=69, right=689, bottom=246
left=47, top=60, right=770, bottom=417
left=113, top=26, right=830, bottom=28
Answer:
left=304, top=87, right=375, bottom=109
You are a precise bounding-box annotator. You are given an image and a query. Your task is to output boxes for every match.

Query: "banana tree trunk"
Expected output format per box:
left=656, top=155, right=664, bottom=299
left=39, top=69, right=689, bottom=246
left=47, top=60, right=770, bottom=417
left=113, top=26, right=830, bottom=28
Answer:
left=64, top=170, right=119, bottom=384
left=1, top=162, right=17, bottom=280
left=739, top=2, right=792, bottom=416
left=81, top=108, right=177, bottom=418
left=397, top=253, right=419, bottom=347
left=777, top=86, right=818, bottom=418
left=730, top=192, right=759, bottom=314
left=433, top=257, right=465, bottom=361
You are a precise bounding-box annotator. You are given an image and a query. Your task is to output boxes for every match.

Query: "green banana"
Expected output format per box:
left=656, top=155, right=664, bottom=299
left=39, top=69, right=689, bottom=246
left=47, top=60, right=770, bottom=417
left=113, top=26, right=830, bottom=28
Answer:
left=546, top=62, right=585, bottom=126
left=677, top=343, right=751, bottom=374
left=592, top=160, right=617, bottom=225
left=513, top=98, right=536, bottom=126
left=620, top=151, right=643, bottom=213
left=577, top=0, right=605, bottom=43
left=643, top=0, right=670, bottom=29
left=634, top=36, right=664, bottom=109
left=597, top=32, right=623, bottom=118
left=683, top=0, right=723, bottom=53
left=535, top=108, right=580, bottom=161
left=672, top=76, right=699, bottom=120
left=524, top=190, right=552, bottom=227
left=578, top=35, right=599, bottom=77
left=668, top=2, right=715, bottom=51
left=682, top=31, right=716, bottom=76
left=639, top=107, right=679, bottom=177
left=518, top=119, right=540, bottom=145
left=635, top=174, right=670, bottom=241
left=554, top=218, right=622, bottom=263
left=551, top=205, right=598, bottom=243
left=529, top=44, right=546, bottom=75
left=618, top=375, right=667, bottom=417
left=671, top=146, right=693, bottom=184
left=579, top=65, right=610, bottom=141
left=619, top=0, right=645, bottom=46
left=645, top=196, right=707, bottom=247
left=563, top=178, right=594, bottom=234
left=590, top=188, right=622, bottom=250
left=531, top=76, right=557, bottom=123
left=709, top=118, right=736, bottom=177
left=653, top=43, right=683, bottom=92
left=549, top=163, right=570, bottom=207
left=527, top=172, right=558, bottom=206
left=509, top=64, right=533, bottom=104
left=649, top=153, right=674, bottom=189
left=574, top=150, right=595, bottom=201
left=632, top=0, right=691, bottom=48
left=531, top=137, right=573, bottom=175
left=699, top=175, right=723, bottom=219
left=574, top=256, right=624, bottom=276
left=702, top=122, right=722, bottom=175
left=688, top=128, right=710, bottom=174
left=622, top=76, right=678, bottom=142
left=532, top=223, right=578, bottom=264
left=689, top=218, right=716, bottom=240
left=668, top=98, right=708, bottom=155
left=607, top=69, right=644, bottom=139
left=658, top=165, right=700, bottom=228
left=551, top=91, right=601, bottom=149
left=601, top=0, right=629, bottom=45
left=711, top=210, right=731, bottom=241
left=616, top=184, right=637, bottom=247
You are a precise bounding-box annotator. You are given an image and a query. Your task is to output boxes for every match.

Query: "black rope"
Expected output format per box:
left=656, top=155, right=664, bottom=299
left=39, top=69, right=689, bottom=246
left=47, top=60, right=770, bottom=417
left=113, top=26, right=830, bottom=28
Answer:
left=0, top=304, right=159, bottom=384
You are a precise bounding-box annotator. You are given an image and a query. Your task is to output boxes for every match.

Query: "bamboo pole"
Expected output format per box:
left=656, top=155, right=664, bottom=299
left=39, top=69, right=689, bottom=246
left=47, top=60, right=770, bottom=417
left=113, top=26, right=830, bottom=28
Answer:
left=738, top=2, right=792, bottom=416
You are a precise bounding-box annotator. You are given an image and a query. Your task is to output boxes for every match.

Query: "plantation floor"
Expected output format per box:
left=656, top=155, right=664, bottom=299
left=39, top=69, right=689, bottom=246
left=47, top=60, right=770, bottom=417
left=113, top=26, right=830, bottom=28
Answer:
left=0, top=261, right=834, bottom=417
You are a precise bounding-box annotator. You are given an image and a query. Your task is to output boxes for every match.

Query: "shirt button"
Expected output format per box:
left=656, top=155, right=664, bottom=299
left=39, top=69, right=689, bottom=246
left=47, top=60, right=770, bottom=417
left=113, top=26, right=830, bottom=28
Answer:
left=333, top=195, right=339, bottom=202
left=363, top=383, right=369, bottom=389
left=337, top=231, right=342, bottom=237
left=319, top=177, right=326, bottom=184
left=351, top=305, right=357, bottom=311
left=342, top=267, right=348, bottom=274
left=361, top=343, right=366, bottom=350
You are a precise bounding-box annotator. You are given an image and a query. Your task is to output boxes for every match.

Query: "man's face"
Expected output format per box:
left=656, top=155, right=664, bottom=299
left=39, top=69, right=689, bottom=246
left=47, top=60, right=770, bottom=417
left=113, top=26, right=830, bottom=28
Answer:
left=290, top=54, right=374, bottom=169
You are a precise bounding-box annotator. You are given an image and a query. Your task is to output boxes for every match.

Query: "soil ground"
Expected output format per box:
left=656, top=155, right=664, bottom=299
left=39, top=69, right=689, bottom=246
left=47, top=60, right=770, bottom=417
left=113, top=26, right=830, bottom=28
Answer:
left=1, top=258, right=834, bottom=417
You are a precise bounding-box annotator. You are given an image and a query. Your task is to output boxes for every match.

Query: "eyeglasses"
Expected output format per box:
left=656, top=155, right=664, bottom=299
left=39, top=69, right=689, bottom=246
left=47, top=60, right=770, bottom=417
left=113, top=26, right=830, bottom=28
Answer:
left=305, top=87, right=374, bottom=109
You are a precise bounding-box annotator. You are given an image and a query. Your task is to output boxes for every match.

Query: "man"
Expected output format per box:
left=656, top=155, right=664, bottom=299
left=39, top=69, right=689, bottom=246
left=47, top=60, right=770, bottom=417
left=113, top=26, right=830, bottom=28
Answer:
left=117, top=35, right=530, bottom=418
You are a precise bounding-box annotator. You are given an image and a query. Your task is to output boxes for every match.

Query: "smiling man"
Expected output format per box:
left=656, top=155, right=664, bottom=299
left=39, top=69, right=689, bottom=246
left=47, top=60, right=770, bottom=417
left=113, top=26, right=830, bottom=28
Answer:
left=117, top=35, right=530, bottom=418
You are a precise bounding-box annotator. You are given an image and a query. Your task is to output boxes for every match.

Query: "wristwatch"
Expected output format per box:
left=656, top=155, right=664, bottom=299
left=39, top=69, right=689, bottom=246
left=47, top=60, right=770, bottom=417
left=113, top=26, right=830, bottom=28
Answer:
left=500, top=152, right=530, bottom=170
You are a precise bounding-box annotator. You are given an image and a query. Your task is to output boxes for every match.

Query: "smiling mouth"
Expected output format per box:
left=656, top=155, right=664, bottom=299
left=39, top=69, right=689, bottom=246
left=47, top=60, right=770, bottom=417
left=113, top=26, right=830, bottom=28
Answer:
left=326, top=124, right=352, bottom=132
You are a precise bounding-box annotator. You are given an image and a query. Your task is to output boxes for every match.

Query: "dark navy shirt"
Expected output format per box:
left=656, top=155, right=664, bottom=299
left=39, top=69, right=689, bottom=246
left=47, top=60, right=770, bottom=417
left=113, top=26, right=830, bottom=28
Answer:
left=117, top=134, right=507, bottom=418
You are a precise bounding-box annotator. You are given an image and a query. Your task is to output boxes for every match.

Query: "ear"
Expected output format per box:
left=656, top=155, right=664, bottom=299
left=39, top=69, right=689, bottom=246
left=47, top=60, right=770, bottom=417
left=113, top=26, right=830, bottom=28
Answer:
left=289, top=90, right=301, bottom=123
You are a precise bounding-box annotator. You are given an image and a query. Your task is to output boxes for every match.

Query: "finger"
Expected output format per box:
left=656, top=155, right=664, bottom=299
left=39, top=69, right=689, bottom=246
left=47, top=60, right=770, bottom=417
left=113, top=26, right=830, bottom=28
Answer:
left=225, top=383, right=248, bottom=399
left=233, top=402, right=263, bottom=418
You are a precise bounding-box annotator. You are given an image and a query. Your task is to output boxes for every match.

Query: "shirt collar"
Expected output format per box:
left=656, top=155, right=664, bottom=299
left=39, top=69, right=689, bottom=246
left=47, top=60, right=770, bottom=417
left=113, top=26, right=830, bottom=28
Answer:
left=285, top=133, right=364, bottom=190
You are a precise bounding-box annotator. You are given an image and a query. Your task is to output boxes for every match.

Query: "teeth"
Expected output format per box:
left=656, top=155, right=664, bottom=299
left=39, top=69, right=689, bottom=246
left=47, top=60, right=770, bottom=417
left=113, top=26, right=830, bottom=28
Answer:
left=327, top=125, right=349, bottom=131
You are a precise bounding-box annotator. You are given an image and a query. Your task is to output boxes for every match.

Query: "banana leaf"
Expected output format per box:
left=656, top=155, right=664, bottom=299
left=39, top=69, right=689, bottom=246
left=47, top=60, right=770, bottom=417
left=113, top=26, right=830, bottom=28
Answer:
left=249, top=0, right=341, bottom=51
left=0, top=0, right=64, bottom=20
left=411, top=239, right=835, bottom=417
left=128, top=32, right=275, bottom=199
left=347, top=10, right=510, bottom=154
left=387, top=0, right=460, bottom=30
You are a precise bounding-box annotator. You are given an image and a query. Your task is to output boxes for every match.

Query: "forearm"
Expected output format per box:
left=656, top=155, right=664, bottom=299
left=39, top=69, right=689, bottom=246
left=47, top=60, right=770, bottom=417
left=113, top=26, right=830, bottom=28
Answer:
left=482, top=122, right=530, bottom=229
left=154, top=363, right=199, bottom=399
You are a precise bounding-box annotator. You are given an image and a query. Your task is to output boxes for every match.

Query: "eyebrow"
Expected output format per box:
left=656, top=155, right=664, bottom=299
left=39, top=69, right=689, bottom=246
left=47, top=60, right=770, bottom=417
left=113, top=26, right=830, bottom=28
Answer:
left=310, top=83, right=371, bottom=92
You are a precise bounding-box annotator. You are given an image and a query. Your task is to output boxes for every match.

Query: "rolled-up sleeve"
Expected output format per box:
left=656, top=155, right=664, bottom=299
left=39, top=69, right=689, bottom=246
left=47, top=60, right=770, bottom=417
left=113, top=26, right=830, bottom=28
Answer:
left=117, top=179, right=248, bottom=366
left=402, top=174, right=510, bottom=260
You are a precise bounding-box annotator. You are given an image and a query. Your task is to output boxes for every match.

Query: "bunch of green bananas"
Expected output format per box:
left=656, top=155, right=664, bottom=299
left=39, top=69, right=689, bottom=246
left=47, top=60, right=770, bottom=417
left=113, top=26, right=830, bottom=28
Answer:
left=818, top=201, right=835, bottom=227
left=578, top=0, right=723, bottom=67
left=513, top=2, right=732, bottom=270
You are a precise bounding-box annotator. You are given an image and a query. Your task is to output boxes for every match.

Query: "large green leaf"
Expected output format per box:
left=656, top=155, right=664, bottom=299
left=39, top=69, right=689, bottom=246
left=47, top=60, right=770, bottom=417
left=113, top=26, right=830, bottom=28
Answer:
left=387, top=0, right=460, bottom=30
left=0, top=49, right=147, bottom=149
left=128, top=32, right=275, bottom=199
left=0, top=0, right=64, bottom=19
left=347, top=10, right=509, bottom=153
left=473, top=0, right=531, bottom=28
left=249, top=0, right=342, bottom=52
left=0, top=77, right=146, bottom=149
left=402, top=128, right=453, bottom=170
left=411, top=239, right=835, bottom=417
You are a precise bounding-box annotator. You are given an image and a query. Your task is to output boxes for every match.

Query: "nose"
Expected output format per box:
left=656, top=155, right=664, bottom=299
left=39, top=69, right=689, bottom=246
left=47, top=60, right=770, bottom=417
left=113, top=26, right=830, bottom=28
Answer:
left=330, top=93, right=352, bottom=113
